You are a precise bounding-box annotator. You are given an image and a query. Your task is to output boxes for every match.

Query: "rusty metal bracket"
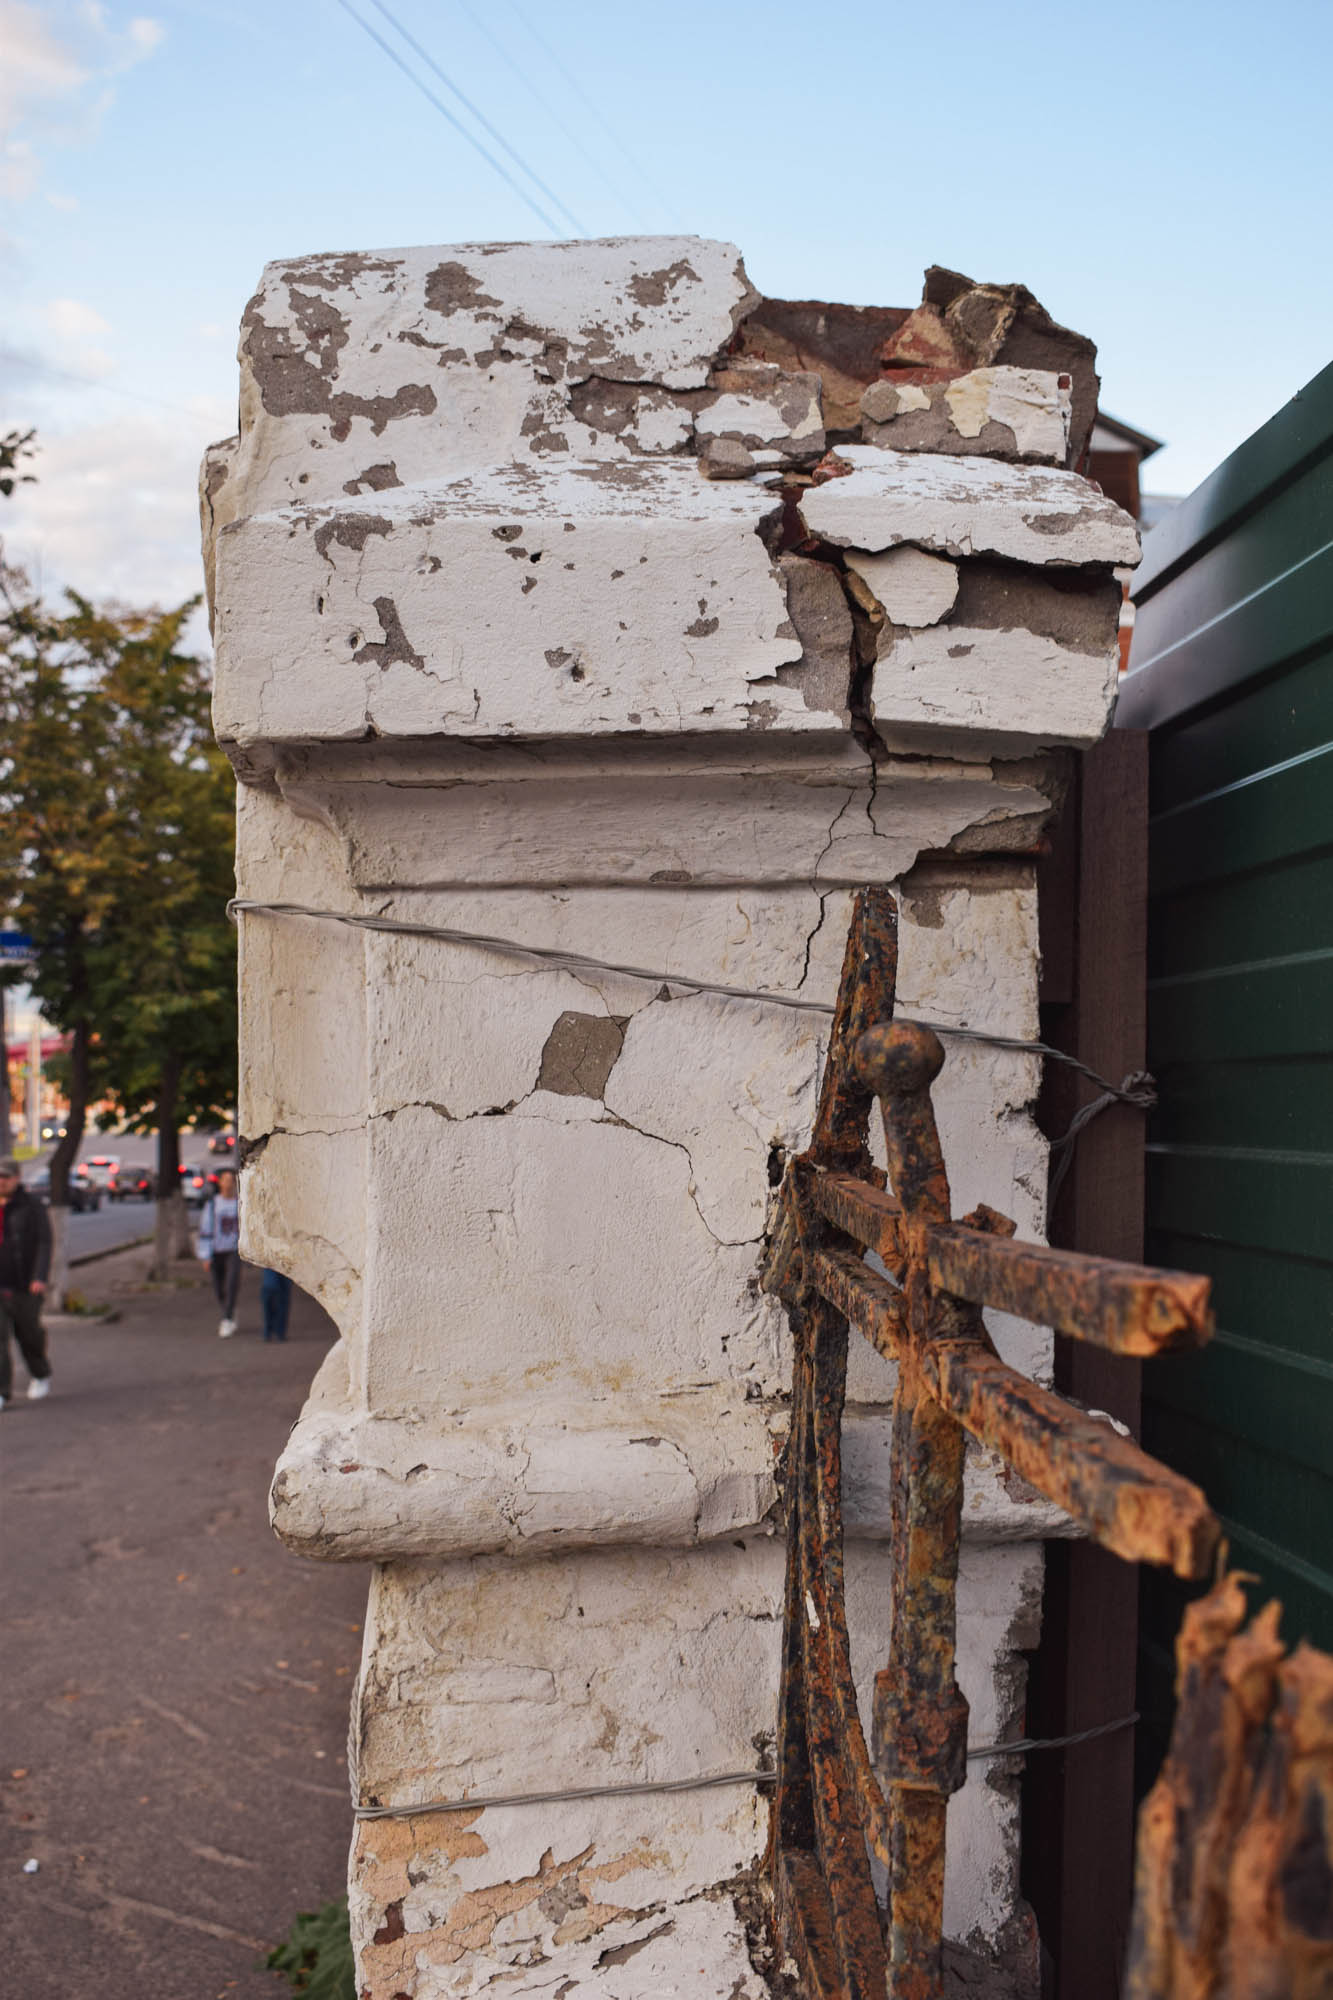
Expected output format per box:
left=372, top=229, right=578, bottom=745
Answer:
left=765, top=888, right=1218, bottom=1999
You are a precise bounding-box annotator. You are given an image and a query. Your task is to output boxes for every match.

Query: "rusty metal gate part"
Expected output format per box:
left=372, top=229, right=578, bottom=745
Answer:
left=1127, top=1573, right=1333, bottom=2000
left=764, top=887, right=1219, bottom=1998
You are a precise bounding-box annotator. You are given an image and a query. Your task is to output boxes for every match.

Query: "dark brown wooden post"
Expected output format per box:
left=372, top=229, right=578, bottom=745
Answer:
left=1026, top=726, right=1150, bottom=1999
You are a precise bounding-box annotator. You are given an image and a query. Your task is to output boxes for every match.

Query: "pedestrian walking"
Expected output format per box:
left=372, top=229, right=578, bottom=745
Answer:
left=0, top=1156, right=54, bottom=1410
left=197, top=1168, right=242, bottom=1337
left=260, top=1268, right=293, bottom=1342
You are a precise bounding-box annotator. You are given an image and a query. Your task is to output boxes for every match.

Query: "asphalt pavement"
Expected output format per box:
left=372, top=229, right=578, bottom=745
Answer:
left=0, top=1243, right=369, bottom=2000
left=26, top=1129, right=231, bottom=1262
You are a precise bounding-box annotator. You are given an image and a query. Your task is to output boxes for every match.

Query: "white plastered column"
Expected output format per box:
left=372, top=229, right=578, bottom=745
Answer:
left=208, top=237, right=1135, bottom=1997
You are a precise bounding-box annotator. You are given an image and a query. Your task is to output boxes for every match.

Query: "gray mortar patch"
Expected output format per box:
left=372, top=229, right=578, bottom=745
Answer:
left=424, top=261, right=502, bottom=315
left=314, top=514, right=392, bottom=561
left=947, top=561, right=1121, bottom=651
left=352, top=597, right=426, bottom=673
left=537, top=1013, right=628, bottom=1098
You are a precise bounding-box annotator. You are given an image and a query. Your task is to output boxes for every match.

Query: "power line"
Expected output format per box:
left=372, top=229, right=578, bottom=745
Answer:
left=367, top=0, right=588, bottom=238
left=332, top=0, right=561, bottom=235
left=508, top=0, right=676, bottom=228
left=0, top=348, right=202, bottom=422
left=452, top=0, right=639, bottom=229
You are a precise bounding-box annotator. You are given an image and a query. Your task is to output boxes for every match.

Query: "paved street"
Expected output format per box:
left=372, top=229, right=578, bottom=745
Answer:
left=0, top=1246, right=368, bottom=2000
left=22, top=1128, right=230, bottom=1263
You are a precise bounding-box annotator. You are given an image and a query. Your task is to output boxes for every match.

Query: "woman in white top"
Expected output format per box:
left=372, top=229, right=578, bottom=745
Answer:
left=197, top=1168, right=242, bottom=1337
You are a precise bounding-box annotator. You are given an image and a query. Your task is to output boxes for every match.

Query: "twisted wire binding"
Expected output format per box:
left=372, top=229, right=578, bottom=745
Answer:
left=351, top=1713, right=1140, bottom=1820
left=227, top=900, right=1156, bottom=1116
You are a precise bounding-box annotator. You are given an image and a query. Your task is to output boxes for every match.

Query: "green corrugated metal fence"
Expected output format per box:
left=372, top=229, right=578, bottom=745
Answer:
left=1117, top=360, right=1333, bottom=1770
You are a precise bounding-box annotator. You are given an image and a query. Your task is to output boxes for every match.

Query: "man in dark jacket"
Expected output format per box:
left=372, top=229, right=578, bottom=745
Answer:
left=0, top=1156, right=53, bottom=1409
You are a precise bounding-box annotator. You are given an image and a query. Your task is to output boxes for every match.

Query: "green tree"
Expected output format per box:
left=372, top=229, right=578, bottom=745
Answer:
left=69, top=592, right=237, bottom=1272
left=0, top=426, right=36, bottom=1154
left=0, top=562, right=236, bottom=1292
left=0, top=427, right=37, bottom=499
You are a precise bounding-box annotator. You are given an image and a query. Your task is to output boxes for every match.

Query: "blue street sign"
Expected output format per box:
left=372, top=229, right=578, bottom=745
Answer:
left=0, top=931, right=34, bottom=965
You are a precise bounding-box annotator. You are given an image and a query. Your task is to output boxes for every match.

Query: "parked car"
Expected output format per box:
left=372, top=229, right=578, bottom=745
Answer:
left=25, top=1168, right=101, bottom=1212
left=208, top=1132, right=237, bottom=1157
left=110, top=1165, right=154, bottom=1202
left=82, top=1155, right=120, bottom=1189
left=178, top=1165, right=216, bottom=1208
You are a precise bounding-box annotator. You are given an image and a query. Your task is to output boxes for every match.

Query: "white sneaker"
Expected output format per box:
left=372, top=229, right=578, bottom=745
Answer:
left=218, top=1318, right=237, bottom=1338
left=27, top=1377, right=51, bottom=1401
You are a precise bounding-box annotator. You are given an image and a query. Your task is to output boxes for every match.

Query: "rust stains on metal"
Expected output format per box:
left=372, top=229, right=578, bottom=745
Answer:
left=925, top=1227, right=1214, bottom=1356
left=768, top=886, right=1224, bottom=1997
left=1127, top=1574, right=1333, bottom=1999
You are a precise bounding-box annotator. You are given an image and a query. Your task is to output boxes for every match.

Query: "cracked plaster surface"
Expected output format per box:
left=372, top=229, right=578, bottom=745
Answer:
left=799, top=444, right=1140, bottom=568
left=872, top=621, right=1122, bottom=748
left=345, top=1536, right=1040, bottom=1988
left=273, top=743, right=1054, bottom=891
left=215, top=236, right=1134, bottom=1995
left=213, top=461, right=837, bottom=746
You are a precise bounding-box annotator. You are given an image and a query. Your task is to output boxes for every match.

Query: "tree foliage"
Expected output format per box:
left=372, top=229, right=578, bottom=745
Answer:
left=0, top=427, right=37, bottom=499
left=0, top=559, right=236, bottom=1278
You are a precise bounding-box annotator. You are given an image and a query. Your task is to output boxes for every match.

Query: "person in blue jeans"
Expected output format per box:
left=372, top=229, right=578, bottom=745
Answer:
left=261, top=1268, right=293, bottom=1342
left=197, top=1169, right=242, bottom=1336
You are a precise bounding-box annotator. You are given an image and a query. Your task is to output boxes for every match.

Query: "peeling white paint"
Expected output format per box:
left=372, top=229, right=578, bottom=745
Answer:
left=214, top=236, right=1130, bottom=1996
left=799, top=444, right=1140, bottom=566
left=845, top=544, right=959, bottom=627
left=872, top=621, right=1121, bottom=748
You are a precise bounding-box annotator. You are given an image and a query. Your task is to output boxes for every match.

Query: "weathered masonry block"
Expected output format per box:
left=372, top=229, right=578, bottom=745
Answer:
left=204, top=239, right=1137, bottom=1997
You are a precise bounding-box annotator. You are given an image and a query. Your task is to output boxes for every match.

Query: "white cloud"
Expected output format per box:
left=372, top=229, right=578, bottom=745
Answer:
left=0, top=137, right=38, bottom=199
left=45, top=295, right=110, bottom=339
left=0, top=4, right=88, bottom=126
left=127, top=16, right=164, bottom=57
left=0, top=403, right=227, bottom=650
left=0, top=3, right=165, bottom=201
left=45, top=189, right=79, bottom=210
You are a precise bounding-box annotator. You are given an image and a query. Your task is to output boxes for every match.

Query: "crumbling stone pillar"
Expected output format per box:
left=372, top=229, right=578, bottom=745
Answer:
left=204, top=239, right=1136, bottom=1997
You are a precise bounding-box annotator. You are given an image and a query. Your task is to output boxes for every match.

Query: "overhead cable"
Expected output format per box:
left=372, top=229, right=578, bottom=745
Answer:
left=332, top=0, right=561, bottom=235
left=367, top=0, right=588, bottom=237
left=453, top=0, right=640, bottom=228
left=508, top=0, right=676, bottom=228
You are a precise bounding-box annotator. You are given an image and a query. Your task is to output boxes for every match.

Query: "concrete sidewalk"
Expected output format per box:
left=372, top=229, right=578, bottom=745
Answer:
left=0, top=1247, right=368, bottom=2000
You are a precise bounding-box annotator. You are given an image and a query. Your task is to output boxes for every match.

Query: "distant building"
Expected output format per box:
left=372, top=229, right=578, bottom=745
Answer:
left=1089, top=413, right=1180, bottom=669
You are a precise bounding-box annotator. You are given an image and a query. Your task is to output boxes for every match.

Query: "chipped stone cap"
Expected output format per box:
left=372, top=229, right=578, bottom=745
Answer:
left=797, top=446, right=1140, bottom=569
left=214, top=236, right=757, bottom=526
left=860, top=367, right=1073, bottom=467
left=268, top=1396, right=1077, bottom=1561
left=210, top=459, right=853, bottom=751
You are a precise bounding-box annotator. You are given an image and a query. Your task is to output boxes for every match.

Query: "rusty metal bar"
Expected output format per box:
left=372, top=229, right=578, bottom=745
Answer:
left=804, top=1167, right=905, bottom=1272
left=806, top=1174, right=1210, bottom=1352
left=862, top=1020, right=970, bottom=2000
left=926, top=1225, right=1213, bottom=1355
left=776, top=1290, right=888, bottom=1997
left=811, top=1242, right=1217, bottom=1579
left=770, top=885, right=899, bottom=1999
left=768, top=890, right=1221, bottom=1998
left=1126, top=1573, right=1333, bottom=1999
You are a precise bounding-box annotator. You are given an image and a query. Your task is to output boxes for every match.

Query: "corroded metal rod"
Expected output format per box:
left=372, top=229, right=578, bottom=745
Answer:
left=811, top=1242, right=1217, bottom=1579
left=810, top=1166, right=1212, bottom=1354
left=926, top=1225, right=1213, bottom=1355
left=769, top=891, right=1221, bottom=1999
left=863, top=1020, right=970, bottom=1999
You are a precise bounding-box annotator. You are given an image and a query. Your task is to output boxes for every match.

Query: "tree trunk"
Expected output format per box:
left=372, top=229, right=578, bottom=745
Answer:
left=0, top=982, right=12, bottom=1157
left=152, top=1057, right=185, bottom=1279
left=47, top=1201, right=70, bottom=1310
left=47, top=1016, right=90, bottom=1308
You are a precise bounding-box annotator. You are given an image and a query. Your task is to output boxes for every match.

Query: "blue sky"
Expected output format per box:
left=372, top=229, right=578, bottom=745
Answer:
left=2, top=0, right=1330, bottom=623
